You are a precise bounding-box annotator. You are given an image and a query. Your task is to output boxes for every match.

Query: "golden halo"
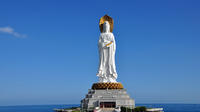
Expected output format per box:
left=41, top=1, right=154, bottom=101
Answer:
left=99, top=15, right=114, bottom=33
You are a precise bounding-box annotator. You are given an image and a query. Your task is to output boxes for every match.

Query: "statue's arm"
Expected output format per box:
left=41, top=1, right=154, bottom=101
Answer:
left=99, top=35, right=109, bottom=48
left=98, top=35, right=106, bottom=48
left=99, top=33, right=115, bottom=48
left=98, top=36, right=102, bottom=48
left=106, top=33, right=115, bottom=47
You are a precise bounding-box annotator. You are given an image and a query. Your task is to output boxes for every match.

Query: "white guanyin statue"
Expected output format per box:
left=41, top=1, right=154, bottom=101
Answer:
left=97, top=21, right=117, bottom=83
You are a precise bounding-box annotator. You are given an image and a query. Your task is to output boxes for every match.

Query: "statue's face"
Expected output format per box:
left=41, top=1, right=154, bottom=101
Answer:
left=103, top=21, right=110, bottom=33
left=104, top=21, right=109, bottom=25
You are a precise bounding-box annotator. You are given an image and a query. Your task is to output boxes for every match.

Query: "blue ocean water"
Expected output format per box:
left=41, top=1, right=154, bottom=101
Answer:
left=0, top=104, right=199, bottom=112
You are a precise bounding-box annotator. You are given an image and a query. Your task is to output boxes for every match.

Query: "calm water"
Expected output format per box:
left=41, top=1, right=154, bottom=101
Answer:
left=0, top=104, right=199, bottom=112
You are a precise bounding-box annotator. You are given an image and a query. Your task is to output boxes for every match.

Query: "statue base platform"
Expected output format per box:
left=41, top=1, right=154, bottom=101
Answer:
left=81, top=83, right=135, bottom=112
left=92, top=82, right=124, bottom=90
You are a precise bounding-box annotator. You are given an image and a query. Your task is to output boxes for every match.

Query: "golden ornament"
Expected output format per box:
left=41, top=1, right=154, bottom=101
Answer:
left=92, top=82, right=123, bottom=90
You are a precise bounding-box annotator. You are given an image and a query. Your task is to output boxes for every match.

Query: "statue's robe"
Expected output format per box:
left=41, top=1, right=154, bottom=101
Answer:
left=97, top=32, right=117, bottom=82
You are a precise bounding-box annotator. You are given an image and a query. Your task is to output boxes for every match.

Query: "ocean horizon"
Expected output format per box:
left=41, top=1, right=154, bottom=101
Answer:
left=0, top=104, right=200, bottom=112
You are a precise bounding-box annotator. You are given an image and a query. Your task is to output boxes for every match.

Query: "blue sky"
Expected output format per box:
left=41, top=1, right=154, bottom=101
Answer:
left=0, top=0, right=200, bottom=106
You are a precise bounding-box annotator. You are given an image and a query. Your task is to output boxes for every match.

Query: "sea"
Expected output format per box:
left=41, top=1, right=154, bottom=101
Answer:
left=0, top=104, right=199, bottom=112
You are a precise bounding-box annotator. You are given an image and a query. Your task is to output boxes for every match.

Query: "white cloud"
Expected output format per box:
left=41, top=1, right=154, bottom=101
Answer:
left=0, top=26, right=27, bottom=38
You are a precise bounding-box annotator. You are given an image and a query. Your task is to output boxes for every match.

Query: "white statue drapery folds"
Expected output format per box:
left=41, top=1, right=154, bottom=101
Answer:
left=97, top=21, right=118, bottom=82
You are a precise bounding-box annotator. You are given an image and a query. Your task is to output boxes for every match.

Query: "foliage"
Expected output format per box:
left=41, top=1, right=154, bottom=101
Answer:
left=121, top=107, right=133, bottom=112
left=72, top=111, right=80, bottom=112
left=70, top=107, right=80, bottom=109
left=121, top=106, right=147, bottom=112
left=134, top=106, right=146, bottom=112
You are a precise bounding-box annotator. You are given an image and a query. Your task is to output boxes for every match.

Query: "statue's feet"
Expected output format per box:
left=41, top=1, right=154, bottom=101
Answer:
left=107, top=77, right=117, bottom=83
left=98, top=77, right=108, bottom=83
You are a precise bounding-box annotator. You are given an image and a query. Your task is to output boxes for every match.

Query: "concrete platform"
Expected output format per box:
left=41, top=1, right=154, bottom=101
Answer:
left=81, top=89, right=135, bottom=112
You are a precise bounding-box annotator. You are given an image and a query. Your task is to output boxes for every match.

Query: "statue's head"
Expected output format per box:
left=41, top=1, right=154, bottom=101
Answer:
left=103, top=21, right=110, bottom=33
left=99, top=15, right=113, bottom=33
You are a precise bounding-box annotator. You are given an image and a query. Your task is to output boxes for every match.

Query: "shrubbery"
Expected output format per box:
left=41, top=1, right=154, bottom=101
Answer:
left=121, top=106, right=146, bottom=112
